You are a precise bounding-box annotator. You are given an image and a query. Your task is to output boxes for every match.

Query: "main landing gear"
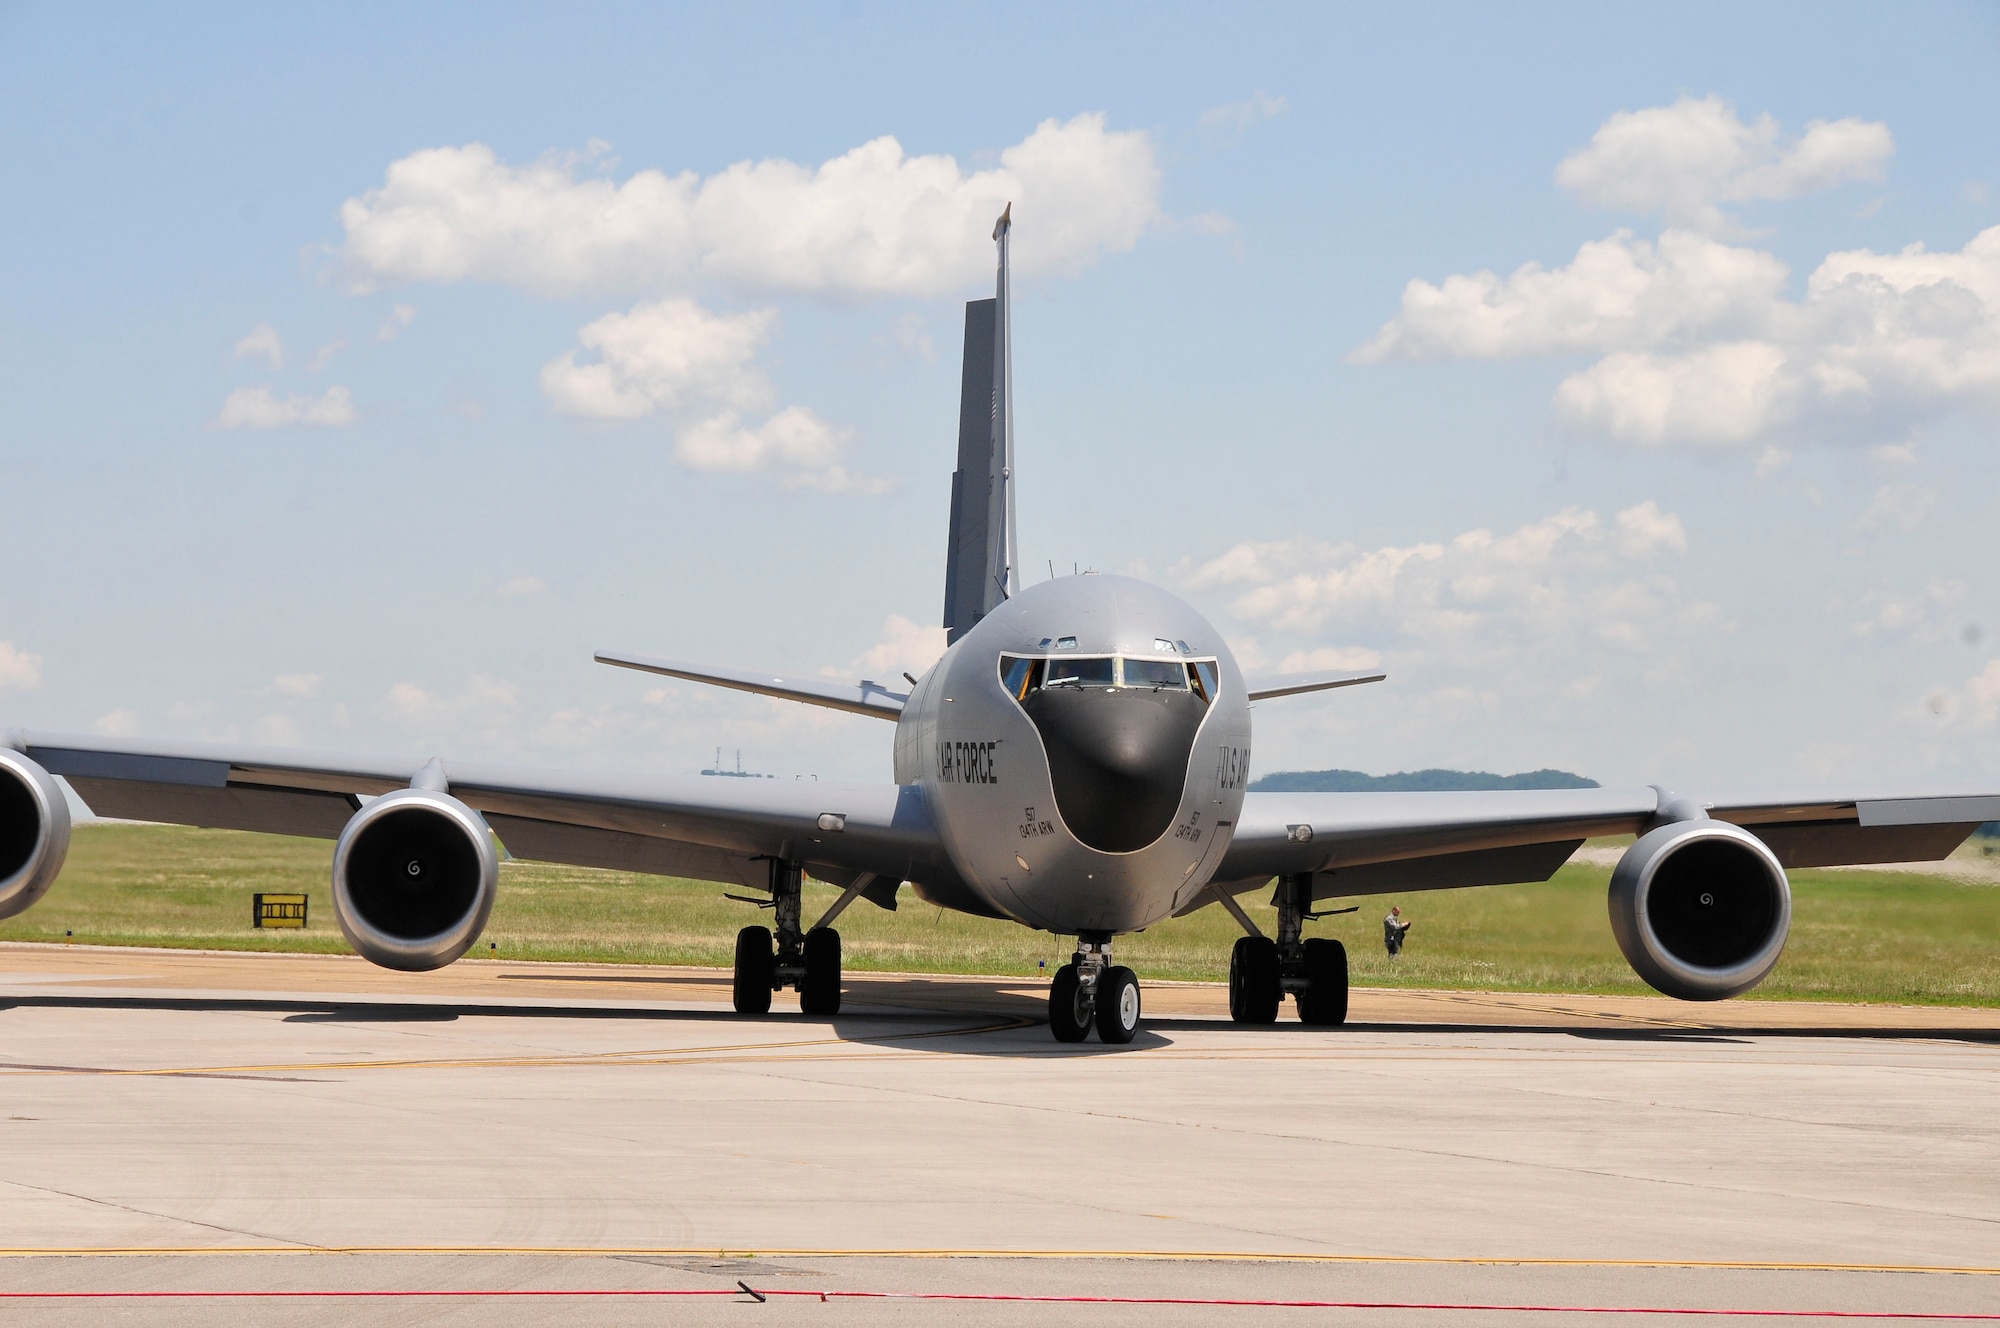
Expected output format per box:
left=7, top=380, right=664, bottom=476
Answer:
left=1223, top=873, right=1349, bottom=1026
left=731, top=860, right=852, bottom=1017
left=1048, top=932, right=1142, bottom=1044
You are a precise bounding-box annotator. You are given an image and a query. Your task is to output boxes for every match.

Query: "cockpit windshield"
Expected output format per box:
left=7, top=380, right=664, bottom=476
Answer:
left=1122, top=658, right=1187, bottom=690
left=1044, top=656, right=1116, bottom=688
left=999, top=653, right=1215, bottom=702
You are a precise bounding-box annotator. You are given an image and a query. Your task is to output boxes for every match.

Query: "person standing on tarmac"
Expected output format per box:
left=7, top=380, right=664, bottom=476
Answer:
left=1383, top=905, right=1411, bottom=957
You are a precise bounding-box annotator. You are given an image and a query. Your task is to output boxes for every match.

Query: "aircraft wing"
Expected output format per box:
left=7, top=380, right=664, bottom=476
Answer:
left=12, top=729, right=952, bottom=896
left=1242, top=668, right=1387, bottom=701
left=1208, top=784, right=2000, bottom=904
left=594, top=651, right=908, bottom=720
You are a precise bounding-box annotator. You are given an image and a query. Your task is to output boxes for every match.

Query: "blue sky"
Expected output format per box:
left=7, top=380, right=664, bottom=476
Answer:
left=3, top=2, right=1997, bottom=789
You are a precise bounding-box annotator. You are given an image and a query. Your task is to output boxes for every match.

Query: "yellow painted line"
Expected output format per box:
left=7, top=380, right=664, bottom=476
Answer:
left=0, top=1247, right=1993, bottom=1275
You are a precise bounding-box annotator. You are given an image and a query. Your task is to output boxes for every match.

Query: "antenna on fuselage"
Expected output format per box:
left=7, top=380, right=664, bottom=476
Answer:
left=940, top=204, right=1020, bottom=644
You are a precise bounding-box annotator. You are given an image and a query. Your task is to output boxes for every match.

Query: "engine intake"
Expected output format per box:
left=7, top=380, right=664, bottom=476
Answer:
left=1608, top=819, right=1791, bottom=1001
left=0, top=749, right=70, bottom=920
left=331, top=789, right=499, bottom=971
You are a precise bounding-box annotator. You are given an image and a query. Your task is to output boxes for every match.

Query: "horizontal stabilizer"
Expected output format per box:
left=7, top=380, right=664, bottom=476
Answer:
left=594, top=651, right=907, bottom=721
left=1244, top=668, right=1387, bottom=702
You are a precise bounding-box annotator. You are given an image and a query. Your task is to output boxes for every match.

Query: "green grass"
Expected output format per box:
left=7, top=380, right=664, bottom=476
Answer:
left=6, top=824, right=1998, bottom=1006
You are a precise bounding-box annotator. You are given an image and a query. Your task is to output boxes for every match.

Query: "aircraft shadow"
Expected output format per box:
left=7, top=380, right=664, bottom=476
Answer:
left=4, top=994, right=1992, bottom=1051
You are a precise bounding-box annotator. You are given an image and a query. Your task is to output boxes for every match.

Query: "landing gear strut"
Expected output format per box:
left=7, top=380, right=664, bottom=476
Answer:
left=731, top=859, right=845, bottom=1017
left=1049, top=932, right=1141, bottom=1044
left=1224, top=873, right=1348, bottom=1026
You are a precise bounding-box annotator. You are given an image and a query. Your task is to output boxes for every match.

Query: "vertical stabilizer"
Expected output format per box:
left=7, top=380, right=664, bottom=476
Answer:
left=941, top=205, right=1019, bottom=644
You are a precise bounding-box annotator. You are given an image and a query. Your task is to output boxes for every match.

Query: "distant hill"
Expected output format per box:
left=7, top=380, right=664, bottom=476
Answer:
left=1248, top=767, right=1600, bottom=793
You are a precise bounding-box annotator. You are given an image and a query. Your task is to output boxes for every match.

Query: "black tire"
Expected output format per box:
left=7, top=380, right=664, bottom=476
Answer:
left=1095, top=966, right=1141, bottom=1044
left=800, top=926, right=842, bottom=1016
left=1048, top=963, right=1090, bottom=1042
left=1296, top=936, right=1349, bottom=1026
left=732, top=925, right=774, bottom=1015
left=1228, top=936, right=1280, bottom=1024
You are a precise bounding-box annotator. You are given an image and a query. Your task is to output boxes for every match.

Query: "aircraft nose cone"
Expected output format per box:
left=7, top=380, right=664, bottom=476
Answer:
left=1020, top=688, right=1206, bottom=853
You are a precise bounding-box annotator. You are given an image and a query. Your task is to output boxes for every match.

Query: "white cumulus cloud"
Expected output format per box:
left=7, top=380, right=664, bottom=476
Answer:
left=336, top=114, right=1161, bottom=298
left=1199, top=91, right=1287, bottom=141
left=1556, top=95, right=1893, bottom=231
left=1354, top=229, right=1789, bottom=363
left=217, top=385, right=357, bottom=430
left=1855, top=482, right=1940, bottom=533
left=1355, top=99, right=2000, bottom=450
left=268, top=672, right=323, bottom=699
left=848, top=614, right=949, bottom=680
left=1359, top=224, right=2000, bottom=448
left=1179, top=502, right=1706, bottom=647
left=541, top=298, right=774, bottom=419
left=233, top=323, right=284, bottom=369
left=0, top=641, right=44, bottom=694
left=376, top=303, right=417, bottom=341
left=496, top=576, right=547, bottom=599
left=675, top=407, right=892, bottom=494
left=93, top=710, right=141, bottom=738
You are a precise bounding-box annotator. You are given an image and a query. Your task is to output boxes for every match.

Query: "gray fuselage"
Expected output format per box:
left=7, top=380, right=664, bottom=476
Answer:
left=892, top=574, right=1253, bottom=935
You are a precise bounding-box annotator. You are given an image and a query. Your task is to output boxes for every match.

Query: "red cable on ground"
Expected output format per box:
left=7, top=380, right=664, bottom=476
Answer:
left=0, top=1288, right=1995, bottom=1318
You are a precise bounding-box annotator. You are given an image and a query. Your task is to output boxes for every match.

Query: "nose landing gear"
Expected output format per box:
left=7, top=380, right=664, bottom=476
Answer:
left=1049, top=933, right=1141, bottom=1044
left=1222, top=873, right=1349, bottom=1026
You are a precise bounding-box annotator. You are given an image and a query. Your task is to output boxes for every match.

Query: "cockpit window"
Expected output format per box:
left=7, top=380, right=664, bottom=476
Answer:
left=999, top=655, right=1037, bottom=699
left=1001, top=653, right=1216, bottom=701
left=1043, top=656, right=1116, bottom=688
left=1123, top=658, right=1188, bottom=690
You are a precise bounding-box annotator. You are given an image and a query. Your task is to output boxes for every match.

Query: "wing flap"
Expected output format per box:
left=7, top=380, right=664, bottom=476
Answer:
left=65, top=777, right=359, bottom=839
left=1749, top=820, right=1984, bottom=869
left=484, top=814, right=765, bottom=888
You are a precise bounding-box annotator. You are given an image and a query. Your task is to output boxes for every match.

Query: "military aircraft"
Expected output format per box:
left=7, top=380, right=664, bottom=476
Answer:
left=4, top=210, right=1996, bottom=1042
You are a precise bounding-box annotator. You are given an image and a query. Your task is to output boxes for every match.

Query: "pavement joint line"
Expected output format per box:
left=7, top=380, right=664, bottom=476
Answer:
left=1, top=1248, right=1996, bottom=1275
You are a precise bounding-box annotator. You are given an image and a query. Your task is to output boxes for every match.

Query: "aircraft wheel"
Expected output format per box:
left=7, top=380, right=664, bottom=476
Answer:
left=1229, top=936, right=1280, bottom=1024
left=1048, top=963, right=1090, bottom=1042
left=1296, top=936, right=1349, bottom=1026
left=732, top=925, right=774, bottom=1015
left=1095, top=966, right=1141, bottom=1044
left=800, top=926, right=842, bottom=1016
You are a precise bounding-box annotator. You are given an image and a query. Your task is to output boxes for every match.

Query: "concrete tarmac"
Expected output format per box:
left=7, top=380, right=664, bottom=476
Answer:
left=1, top=945, right=1996, bottom=1325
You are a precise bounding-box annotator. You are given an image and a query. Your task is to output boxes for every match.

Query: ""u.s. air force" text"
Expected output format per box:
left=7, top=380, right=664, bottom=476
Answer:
left=937, top=739, right=1001, bottom=785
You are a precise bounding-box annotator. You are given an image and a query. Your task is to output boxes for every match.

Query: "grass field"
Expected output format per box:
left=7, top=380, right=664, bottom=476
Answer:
left=5, top=823, right=1998, bottom=1005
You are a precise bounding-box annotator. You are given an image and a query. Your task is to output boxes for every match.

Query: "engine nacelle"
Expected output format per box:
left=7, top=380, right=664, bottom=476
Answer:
left=0, top=749, right=70, bottom=920
left=331, top=789, right=499, bottom=971
left=1609, top=819, right=1791, bottom=1001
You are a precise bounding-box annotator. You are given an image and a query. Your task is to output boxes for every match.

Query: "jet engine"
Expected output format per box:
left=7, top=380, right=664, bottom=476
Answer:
left=0, top=748, right=70, bottom=920
left=331, top=789, right=499, bottom=971
left=1608, top=819, right=1791, bottom=1001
